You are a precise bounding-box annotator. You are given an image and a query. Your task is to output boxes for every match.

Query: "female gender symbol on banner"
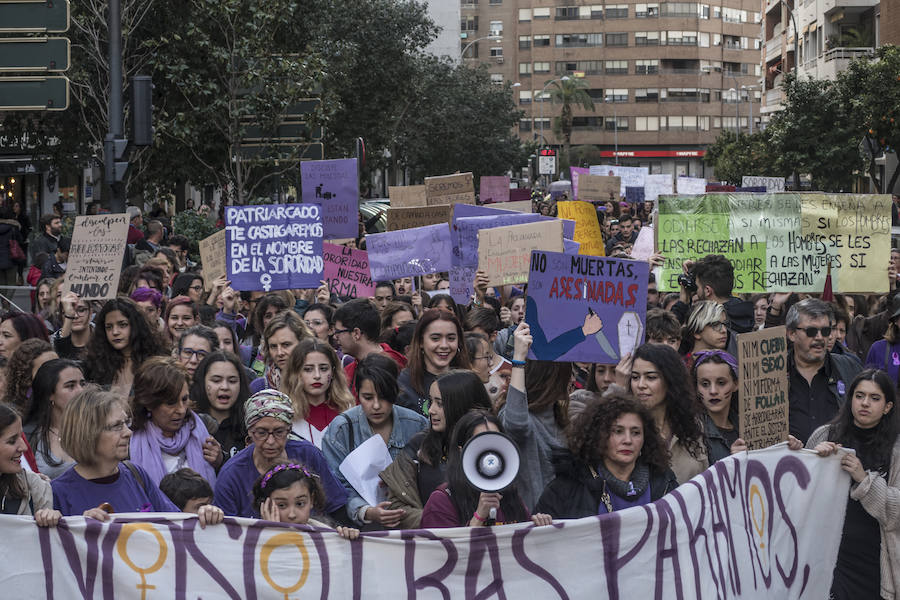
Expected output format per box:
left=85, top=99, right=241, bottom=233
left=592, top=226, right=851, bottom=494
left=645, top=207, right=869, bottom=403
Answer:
left=115, top=522, right=169, bottom=599
left=259, top=531, right=311, bottom=598
left=750, top=484, right=767, bottom=550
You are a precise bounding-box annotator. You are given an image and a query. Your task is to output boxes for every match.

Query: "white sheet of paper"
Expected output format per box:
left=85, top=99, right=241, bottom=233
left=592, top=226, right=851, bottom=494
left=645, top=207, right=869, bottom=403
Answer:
left=339, top=433, right=394, bottom=507
left=631, top=226, right=655, bottom=261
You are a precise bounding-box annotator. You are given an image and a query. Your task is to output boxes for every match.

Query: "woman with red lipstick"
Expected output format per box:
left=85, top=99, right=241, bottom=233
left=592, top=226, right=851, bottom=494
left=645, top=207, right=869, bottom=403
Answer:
left=536, top=393, right=677, bottom=518
left=802, top=369, right=900, bottom=600
left=692, top=350, right=747, bottom=463
left=129, top=357, right=222, bottom=488
left=191, top=351, right=250, bottom=460
left=281, top=338, right=354, bottom=448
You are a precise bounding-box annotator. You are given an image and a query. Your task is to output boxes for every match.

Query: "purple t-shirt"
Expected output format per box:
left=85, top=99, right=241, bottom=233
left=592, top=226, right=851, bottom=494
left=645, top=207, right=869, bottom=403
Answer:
left=213, top=439, right=347, bottom=518
left=52, top=462, right=178, bottom=516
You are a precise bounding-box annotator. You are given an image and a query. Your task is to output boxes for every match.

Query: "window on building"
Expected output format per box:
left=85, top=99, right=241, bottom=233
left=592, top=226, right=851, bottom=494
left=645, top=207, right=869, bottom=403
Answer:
left=606, top=32, right=628, bottom=46
left=519, top=90, right=533, bottom=103
left=662, top=31, right=697, bottom=45
left=519, top=119, right=532, bottom=132
left=488, top=0, right=502, bottom=4
left=461, top=16, right=478, bottom=31
left=660, top=3, right=698, bottom=17
left=605, top=4, right=628, bottom=18
left=556, top=6, right=579, bottom=19
left=636, top=3, right=659, bottom=17
left=491, top=73, right=504, bottom=84
left=722, top=7, right=746, bottom=23
left=490, top=20, right=503, bottom=35
left=636, top=116, right=660, bottom=131
left=518, top=8, right=531, bottom=21
left=587, top=88, right=605, bottom=99
left=635, top=31, right=660, bottom=45
left=572, top=116, right=602, bottom=128
left=533, top=7, right=550, bottom=19
left=490, top=46, right=503, bottom=57
left=556, top=60, right=603, bottom=75
left=605, top=88, right=628, bottom=102
left=605, top=59, right=628, bottom=74
left=462, top=42, right=480, bottom=57
left=635, top=59, right=659, bottom=74
left=582, top=5, right=604, bottom=18
left=534, top=34, right=551, bottom=47
left=534, top=61, right=551, bottom=73
left=605, top=116, right=629, bottom=130
left=519, top=35, right=531, bottom=49
left=635, top=88, right=659, bottom=102
left=556, top=33, right=602, bottom=47
left=519, top=62, right=532, bottom=75
left=699, top=4, right=710, bottom=18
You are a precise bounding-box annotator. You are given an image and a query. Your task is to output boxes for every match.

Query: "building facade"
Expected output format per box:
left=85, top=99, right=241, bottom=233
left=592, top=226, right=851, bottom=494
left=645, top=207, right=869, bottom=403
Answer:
left=461, top=0, right=762, bottom=176
left=426, top=1, right=463, bottom=59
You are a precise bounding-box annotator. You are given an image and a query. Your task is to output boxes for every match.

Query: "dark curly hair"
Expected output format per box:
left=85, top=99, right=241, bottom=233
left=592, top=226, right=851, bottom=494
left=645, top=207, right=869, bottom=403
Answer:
left=631, top=343, right=705, bottom=459
left=566, top=391, right=670, bottom=472
left=252, top=461, right=327, bottom=516
left=3, top=338, right=54, bottom=415
left=85, top=297, right=167, bottom=386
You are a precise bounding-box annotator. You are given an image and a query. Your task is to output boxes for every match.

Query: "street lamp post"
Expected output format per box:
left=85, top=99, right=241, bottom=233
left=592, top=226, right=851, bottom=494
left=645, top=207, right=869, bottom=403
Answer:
left=460, top=34, right=502, bottom=60
left=605, top=97, right=619, bottom=165
left=727, top=73, right=741, bottom=134
left=742, top=84, right=759, bottom=133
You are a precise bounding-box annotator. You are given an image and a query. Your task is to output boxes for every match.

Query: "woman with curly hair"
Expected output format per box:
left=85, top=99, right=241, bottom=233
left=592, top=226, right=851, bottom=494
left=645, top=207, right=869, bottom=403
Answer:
left=628, top=342, right=708, bottom=482
left=84, top=297, right=167, bottom=393
left=3, top=338, right=57, bottom=415
left=536, top=392, right=678, bottom=518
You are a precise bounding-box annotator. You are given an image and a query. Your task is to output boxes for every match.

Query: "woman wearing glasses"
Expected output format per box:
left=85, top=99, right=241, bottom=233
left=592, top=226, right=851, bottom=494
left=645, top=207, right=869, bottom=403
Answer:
left=175, top=325, right=219, bottom=383
left=302, top=303, right=335, bottom=344
left=214, top=389, right=347, bottom=518
left=681, top=301, right=729, bottom=368
left=129, top=357, right=221, bottom=487
left=52, top=291, right=92, bottom=361
left=52, top=386, right=222, bottom=525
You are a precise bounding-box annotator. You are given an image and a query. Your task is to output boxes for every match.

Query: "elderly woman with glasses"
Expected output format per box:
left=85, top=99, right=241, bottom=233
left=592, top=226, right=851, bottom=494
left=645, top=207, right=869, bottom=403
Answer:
left=213, top=389, right=347, bottom=518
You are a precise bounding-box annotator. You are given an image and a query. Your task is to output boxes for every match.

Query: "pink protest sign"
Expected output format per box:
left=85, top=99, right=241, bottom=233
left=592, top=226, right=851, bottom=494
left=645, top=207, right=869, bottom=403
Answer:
left=479, top=176, right=510, bottom=203
left=323, top=242, right=375, bottom=298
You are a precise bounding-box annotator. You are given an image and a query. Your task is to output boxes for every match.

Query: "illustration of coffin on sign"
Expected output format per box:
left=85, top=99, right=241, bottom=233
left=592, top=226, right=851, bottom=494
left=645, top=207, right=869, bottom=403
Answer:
left=618, top=312, right=643, bottom=357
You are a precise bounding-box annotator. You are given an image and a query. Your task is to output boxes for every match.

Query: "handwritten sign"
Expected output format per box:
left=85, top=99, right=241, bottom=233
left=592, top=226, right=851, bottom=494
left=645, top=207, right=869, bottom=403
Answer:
left=738, top=326, right=789, bottom=450
left=448, top=264, right=477, bottom=305
left=577, top=175, right=620, bottom=202
left=300, top=158, right=358, bottom=239
left=226, top=204, right=323, bottom=291
left=675, top=176, right=707, bottom=195
left=388, top=185, right=427, bottom=208
left=742, top=176, right=786, bottom=192
left=644, top=174, right=673, bottom=202
left=657, top=193, right=891, bottom=293
left=456, top=214, right=548, bottom=268
left=478, top=220, right=564, bottom=286
left=386, top=205, right=452, bottom=231
left=479, top=176, right=510, bottom=203
left=424, top=173, right=475, bottom=206
left=198, top=229, right=226, bottom=291
left=63, top=214, right=129, bottom=300
left=367, top=223, right=452, bottom=280
left=322, top=243, right=375, bottom=298
left=557, top=201, right=605, bottom=257
left=526, top=251, right=647, bottom=363
left=570, top=166, right=589, bottom=202
left=590, top=165, right=648, bottom=196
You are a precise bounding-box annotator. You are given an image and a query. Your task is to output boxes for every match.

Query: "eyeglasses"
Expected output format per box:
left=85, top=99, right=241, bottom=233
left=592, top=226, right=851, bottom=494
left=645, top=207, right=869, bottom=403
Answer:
left=797, top=326, right=832, bottom=338
left=103, top=417, right=132, bottom=432
left=706, top=321, right=728, bottom=332
left=180, top=348, right=209, bottom=361
left=248, top=427, right=290, bottom=442
left=189, top=284, right=203, bottom=292
left=74, top=306, right=90, bottom=315
left=473, top=353, right=494, bottom=363
left=305, top=319, right=326, bottom=328
left=333, top=328, right=351, bottom=336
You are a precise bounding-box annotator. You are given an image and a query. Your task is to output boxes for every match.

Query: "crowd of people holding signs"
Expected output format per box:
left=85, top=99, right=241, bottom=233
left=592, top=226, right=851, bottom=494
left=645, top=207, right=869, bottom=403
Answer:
left=0, top=162, right=898, bottom=598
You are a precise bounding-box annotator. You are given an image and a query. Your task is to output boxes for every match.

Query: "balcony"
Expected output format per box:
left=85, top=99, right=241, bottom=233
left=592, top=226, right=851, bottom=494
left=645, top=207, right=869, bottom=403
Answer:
left=766, top=36, right=782, bottom=57
left=812, top=46, right=874, bottom=79
left=822, top=0, right=878, bottom=15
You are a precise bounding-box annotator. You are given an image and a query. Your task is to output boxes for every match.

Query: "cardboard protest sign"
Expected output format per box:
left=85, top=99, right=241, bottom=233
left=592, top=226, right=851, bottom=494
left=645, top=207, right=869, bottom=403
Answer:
left=644, top=174, right=674, bottom=202
left=226, top=204, right=323, bottom=291
left=557, top=200, right=605, bottom=257
left=675, top=176, right=707, bottom=195
left=570, top=166, right=589, bottom=202
left=738, top=326, right=789, bottom=450
left=367, top=223, right=452, bottom=281
left=525, top=251, right=647, bottom=363
left=590, top=165, right=648, bottom=196
left=501, top=200, right=533, bottom=213
left=424, top=173, right=475, bottom=206
left=386, top=205, right=452, bottom=231
left=478, top=220, right=564, bottom=286
left=657, top=193, right=892, bottom=293
left=63, top=214, right=129, bottom=300
left=300, top=158, right=358, bottom=239
left=322, top=242, right=375, bottom=298
left=742, top=176, right=786, bottom=192
left=388, top=185, right=427, bottom=207
left=577, top=175, right=620, bottom=202
left=198, top=229, right=227, bottom=291
left=479, top=176, right=510, bottom=203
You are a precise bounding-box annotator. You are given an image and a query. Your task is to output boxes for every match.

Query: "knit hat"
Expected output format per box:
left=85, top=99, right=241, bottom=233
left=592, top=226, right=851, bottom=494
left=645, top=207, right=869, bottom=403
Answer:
left=244, top=390, right=294, bottom=429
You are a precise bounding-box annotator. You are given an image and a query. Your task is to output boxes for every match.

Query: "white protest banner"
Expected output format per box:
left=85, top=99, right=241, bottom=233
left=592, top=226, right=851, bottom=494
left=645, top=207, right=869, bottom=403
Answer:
left=742, top=176, right=786, bottom=192
left=676, top=176, right=707, bottom=195
left=198, top=229, right=227, bottom=291
left=1, top=447, right=848, bottom=598
left=590, top=164, right=648, bottom=196
left=644, top=174, right=674, bottom=202
left=478, top=220, right=564, bottom=286
left=367, top=223, right=452, bottom=280
left=631, top=225, right=655, bottom=261
left=63, top=214, right=129, bottom=300
left=425, top=172, right=476, bottom=206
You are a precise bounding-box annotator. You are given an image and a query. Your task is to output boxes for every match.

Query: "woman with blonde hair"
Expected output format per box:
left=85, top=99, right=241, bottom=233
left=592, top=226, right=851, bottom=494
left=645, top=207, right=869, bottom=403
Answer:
left=250, top=310, right=311, bottom=393
left=681, top=301, right=728, bottom=365
left=281, top=338, right=354, bottom=447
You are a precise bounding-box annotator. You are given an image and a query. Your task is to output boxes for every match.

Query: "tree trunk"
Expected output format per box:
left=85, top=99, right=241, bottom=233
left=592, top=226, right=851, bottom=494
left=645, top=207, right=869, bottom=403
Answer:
left=866, top=136, right=882, bottom=193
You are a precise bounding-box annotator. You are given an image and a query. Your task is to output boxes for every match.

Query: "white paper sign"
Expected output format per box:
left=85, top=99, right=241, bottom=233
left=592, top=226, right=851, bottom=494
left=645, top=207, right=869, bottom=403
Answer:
left=590, top=165, right=649, bottom=196
left=676, top=176, right=707, bottom=195
left=644, top=174, right=674, bottom=201
left=338, top=434, right=393, bottom=507
left=742, top=175, right=786, bottom=191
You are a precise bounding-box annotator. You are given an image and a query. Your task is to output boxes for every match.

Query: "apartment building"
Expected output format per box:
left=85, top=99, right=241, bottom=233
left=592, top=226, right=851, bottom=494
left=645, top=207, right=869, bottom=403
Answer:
left=461, top=0, right=762, bottom=176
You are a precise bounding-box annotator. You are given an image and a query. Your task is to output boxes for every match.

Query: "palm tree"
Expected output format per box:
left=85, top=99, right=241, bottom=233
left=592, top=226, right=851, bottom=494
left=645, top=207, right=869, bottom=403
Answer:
left=548, top=77, right=595, bottom=167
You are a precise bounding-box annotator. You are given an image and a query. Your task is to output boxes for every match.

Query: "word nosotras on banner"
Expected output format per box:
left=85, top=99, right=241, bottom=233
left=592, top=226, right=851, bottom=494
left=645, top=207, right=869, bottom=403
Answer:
left=23, top=448, right=846, bottom=599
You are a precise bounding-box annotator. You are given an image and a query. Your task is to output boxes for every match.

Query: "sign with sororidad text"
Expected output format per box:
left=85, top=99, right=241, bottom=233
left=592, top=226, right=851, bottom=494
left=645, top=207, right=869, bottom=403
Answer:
left=737, top=326, right=789, bottom=450
left=63, top=214, right=129, bottom=300
left=657, top=193, right=892, bottom=293
left=322, top=242, right=375, bottom=299
left=198, top=229, right=226, bottom=291
left=225, top=204, right=323, bottom=291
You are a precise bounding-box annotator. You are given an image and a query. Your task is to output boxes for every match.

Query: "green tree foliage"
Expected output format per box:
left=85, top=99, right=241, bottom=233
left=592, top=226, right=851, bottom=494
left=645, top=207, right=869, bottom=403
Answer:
left=548, top=77, right=595, bottom=167
left=703, top=129, right=780, bottom=185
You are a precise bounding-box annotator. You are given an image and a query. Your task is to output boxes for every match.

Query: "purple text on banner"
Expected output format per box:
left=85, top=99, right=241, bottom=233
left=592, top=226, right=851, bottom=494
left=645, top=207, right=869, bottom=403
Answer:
left=322, top=242, right=375, bottom=299
left=300, top=158, right=359, bottom=239
left=449, top=265, right=477, bottom=305
left=525, top=251, right=648, bottom=363
left=367, top=224, right=452, bottom=281
left=570, top=166, right=589, bottom=201
left=480, top=176, right=511, bottom=203
left=564, top=239, right=581, bottom=255
left=625, top=187, right=645, bottom=203
left=226, top=204, right=323, bottom=292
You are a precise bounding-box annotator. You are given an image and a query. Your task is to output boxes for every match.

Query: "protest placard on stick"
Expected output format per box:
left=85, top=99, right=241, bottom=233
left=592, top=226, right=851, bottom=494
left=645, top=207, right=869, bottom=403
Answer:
left=367, top=224, right=452, bottom=280
left=478, top=220, right=564, bottom=286
left=737, top=326, right=789, bottom=450
left=300, top=158, right=358, bottom=239
left=388, top=185, right=427, bottom=207
left=322, top=242, right=375, bottom=298
left=199, top=229, right=227, bottom=291
left=557, top=200, right=605, bottom=256
left=387, top=205, right=452, bottom=231
left=425, top=173, right=476, bottom=206
left=63, top=214, right=129, bottom=300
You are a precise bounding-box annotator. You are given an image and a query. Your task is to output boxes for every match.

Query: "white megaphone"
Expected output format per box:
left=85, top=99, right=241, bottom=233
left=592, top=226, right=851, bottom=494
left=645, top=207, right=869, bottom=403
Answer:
left=461, top=431, right=521, bottom=521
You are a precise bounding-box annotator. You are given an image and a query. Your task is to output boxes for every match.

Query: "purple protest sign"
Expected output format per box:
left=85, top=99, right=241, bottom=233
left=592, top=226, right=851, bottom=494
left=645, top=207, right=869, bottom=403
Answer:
left=226, top=204, right=323, bottom=291
left=564, top=239, right=581, bottom=255
left=525, top=251, right=648, bottom=363
left=367, top=224, right=452, bottom=281
left=570, top=167, right=589, bottom=202
left=323, top=242, right=375, bottom=298
left=449, top=265, right=477, bottom=305
left=479, top=176, right=510, bottom=203
left=301, top=158, right=359, bottom=239
left=509, top=188, right=531, bottom=202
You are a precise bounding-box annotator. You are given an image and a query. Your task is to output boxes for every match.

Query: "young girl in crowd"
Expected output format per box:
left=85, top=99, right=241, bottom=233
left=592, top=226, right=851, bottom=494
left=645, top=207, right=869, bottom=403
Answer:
left=0, top=404, right=60, bottom=525
left=190, top=351, right=250, bottom=460
left=801, top=369, right=899, bottom=600
left=23, top=359, right=85, bottom=479
left=303, top=303, right=335, bottom=343
left=281, top=338, right=354, bottom=447
left=253, top=462, right=359, bottom=539
left=681, top=301, right=729, bottom=365
left=164, top=296, right=199, bottom=346
left=397, top=309, right=471, bottom=413
left=52, top=292, right=93, bottom=360
left=536, top=392, right=677, bottom=518
left=692, top=350, right=747, bottom=462
left=420, top=411, right=552, bottom=528
left=322, top=354, right=427, bottom=527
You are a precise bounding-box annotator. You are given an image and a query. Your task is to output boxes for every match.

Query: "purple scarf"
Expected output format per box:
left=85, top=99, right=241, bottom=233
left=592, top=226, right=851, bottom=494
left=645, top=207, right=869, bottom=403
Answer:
left=129, top=411, right=216, bottom=487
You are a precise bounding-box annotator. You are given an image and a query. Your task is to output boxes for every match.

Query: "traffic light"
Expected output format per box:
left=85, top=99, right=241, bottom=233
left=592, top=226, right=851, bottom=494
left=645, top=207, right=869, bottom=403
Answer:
left=130, top=75, right=152, bottom=146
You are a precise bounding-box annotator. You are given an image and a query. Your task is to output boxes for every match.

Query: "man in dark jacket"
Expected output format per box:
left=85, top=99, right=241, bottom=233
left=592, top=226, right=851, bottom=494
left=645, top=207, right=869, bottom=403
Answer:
left=674, top=254, right=755, bottom=333
left=40, top=236, right=70, bottom=280
left=30, top=213, right=61, bottom=262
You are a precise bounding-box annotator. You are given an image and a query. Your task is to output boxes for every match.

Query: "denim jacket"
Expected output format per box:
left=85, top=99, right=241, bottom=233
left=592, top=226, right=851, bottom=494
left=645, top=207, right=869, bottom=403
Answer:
left=321, top=404, right=428, bottom=525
